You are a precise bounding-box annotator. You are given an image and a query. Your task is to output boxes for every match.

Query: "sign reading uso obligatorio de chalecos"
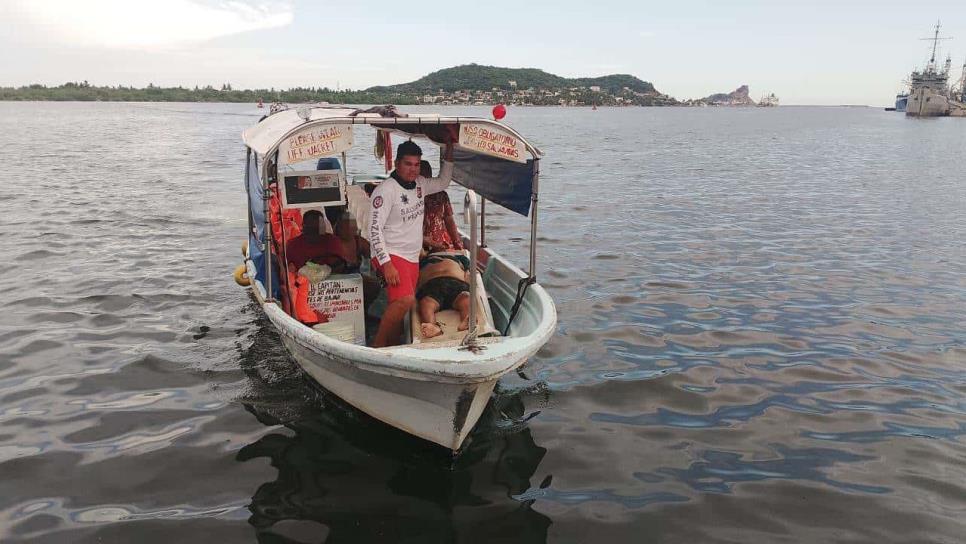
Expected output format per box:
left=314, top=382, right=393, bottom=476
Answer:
left=458, top=123, right=527, bottom=164
left=280, top=124, right=354, bottom=164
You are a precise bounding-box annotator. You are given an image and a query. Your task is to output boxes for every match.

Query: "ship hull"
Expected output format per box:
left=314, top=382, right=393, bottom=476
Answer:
left=895, top=95, right=908, bottom=112
left=906, top=87, right=950, bottom=117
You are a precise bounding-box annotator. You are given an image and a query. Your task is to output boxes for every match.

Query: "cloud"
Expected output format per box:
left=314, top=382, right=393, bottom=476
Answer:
left=639, top=31, right=656, bottom=38
left=7, top=0, right=293, bottom=48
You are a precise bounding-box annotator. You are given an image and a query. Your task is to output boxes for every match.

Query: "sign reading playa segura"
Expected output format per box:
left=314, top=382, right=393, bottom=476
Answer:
left=458, top=123, right=527, bottom=164
left=280, top=124, right=353, bottom=164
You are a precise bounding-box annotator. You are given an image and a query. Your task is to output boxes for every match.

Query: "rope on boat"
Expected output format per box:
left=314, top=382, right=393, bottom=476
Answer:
left=503, top=276, right=536, bottom=336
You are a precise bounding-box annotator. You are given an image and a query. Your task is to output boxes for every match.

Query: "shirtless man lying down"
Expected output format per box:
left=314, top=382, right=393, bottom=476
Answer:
left=416, top=253, right=472, bottom=339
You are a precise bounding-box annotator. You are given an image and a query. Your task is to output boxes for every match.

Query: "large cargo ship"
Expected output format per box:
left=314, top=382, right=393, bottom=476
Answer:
left=758, top=93, right=779, bottom=107
left=906, top=22, right=952, bottom=117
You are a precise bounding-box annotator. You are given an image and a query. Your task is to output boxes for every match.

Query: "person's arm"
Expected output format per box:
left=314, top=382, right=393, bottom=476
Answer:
left=309, top=235, right=348, bottom=272
left=422, top=143, right=454, bottom=196
left=286, top=238, right=306, bottom=270
left=368, top=184, right=400, bottom=285
left=442, top=196, right=463, bottom=250
left=368, top=184, right=392, bottom=267
left=423, top=237, right=448, bottom=253
left=356, top=235, right=370, bottom=259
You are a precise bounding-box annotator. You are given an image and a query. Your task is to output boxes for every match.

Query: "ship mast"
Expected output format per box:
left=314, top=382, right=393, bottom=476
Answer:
left=920, top=20, right=952, bottom=72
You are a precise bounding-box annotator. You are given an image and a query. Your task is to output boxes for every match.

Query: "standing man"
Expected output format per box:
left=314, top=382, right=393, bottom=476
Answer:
left=369, top=140, right=454, bottom=347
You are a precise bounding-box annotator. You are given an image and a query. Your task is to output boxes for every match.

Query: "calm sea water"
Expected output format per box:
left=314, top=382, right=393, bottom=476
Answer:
left=1, top=102, right=965, bottom=543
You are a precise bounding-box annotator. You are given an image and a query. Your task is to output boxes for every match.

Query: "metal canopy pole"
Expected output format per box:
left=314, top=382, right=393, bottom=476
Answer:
left=244, top=148, right=253, bottom=245
left=461, top=190, right=482, bottom=350
left=262, top=156, right=274, bottom=302
left=479, top=197, right=486, bottom=248
left=528, top=159, right=540, bottom=278
left=501, top=158, right=540, bottom=337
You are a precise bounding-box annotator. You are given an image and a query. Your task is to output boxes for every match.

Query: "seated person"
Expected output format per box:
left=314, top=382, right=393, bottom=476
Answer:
left=324, top=205, right=379, bottom=304
left=325, top=206, right=370, bottom=272
left=416, top=253, right=473, bottom=339
left=285, top=210, right=346, bottom=271
left=421, top=160, right=464, bottom=253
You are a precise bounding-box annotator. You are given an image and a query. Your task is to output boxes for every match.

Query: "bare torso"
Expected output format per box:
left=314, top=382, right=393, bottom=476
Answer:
left=417, top=259, right=469, bottom=288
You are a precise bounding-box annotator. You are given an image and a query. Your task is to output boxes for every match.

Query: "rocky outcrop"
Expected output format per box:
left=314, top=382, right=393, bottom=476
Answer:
left=697, top=85, right=757, bottom=106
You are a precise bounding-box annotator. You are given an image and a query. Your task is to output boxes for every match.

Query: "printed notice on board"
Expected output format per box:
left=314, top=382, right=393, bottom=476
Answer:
left=280, top=124, right=353, bottom=164
left=293, top=171, right=340, bottom=190
left=458, top=123, right=526, bottom=163
left=308, top=279, right=363, bottom=317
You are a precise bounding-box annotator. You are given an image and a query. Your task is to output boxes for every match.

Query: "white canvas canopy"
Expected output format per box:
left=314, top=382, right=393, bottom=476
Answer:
left=241, top=106, right=543, bottom=159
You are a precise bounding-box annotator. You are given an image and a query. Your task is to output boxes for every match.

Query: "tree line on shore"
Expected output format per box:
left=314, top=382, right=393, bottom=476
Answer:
left=1, top=65, right=689, bottom=106
left=0, top=81, right=418, bottom=104
left=0, top=81, right=678, bottom=106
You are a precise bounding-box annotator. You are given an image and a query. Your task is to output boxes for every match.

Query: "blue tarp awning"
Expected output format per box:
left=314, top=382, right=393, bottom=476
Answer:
left=246, top=150, right=279, bottom=298
left=451, top=150, right=535, bottom=217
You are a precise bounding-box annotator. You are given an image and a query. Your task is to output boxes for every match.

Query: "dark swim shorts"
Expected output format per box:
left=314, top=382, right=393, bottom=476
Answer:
left=417, top=277, right=469, bottom=309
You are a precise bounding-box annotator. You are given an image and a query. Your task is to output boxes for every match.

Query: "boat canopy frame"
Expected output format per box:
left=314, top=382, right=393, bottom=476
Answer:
left=243, top=107, right=544, bottom=333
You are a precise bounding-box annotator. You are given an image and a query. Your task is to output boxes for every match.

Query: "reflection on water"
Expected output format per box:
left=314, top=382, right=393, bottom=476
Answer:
left=237, top=314, right=550, bottom=543
left=238, top=405, right=549, bottom=543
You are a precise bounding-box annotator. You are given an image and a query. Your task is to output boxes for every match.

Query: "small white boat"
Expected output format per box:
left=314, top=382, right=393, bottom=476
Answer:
left=239, top=106, right=556, bottom=450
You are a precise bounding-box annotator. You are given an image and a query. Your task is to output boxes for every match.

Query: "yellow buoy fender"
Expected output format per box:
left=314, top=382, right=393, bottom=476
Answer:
left=233, top=263, right=251, bottom=286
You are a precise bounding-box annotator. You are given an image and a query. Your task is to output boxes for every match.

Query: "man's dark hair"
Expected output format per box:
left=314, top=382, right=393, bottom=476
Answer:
left=303, top=210, right=323, bottom=222
left=324, top=205, right=345, bottom=227
left=396, top=140, right=422, bottom=160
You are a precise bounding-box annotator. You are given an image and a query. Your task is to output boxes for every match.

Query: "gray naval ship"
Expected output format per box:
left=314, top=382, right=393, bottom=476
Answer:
left=906, top=22, right=966, bottom=117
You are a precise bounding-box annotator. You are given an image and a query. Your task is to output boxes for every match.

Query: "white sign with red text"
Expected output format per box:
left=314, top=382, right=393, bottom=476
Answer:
left=280, top=124, right=353, bottom=164
left=458, top=123, right=527, bottom=163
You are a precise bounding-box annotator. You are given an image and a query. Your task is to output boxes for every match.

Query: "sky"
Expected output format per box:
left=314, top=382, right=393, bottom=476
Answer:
left=2, top=0, right=966, bottom=105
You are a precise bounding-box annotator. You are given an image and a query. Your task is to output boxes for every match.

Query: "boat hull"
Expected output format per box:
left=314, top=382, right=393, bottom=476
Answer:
left=895, top=94, right=908, bottom=112
left=906, top=88, right=950, bottom=117
left=279, top=331, right=499, bottom=449
left=949, top=100, right=966, bottom=117
left=245, top=245, right=555, bottom=450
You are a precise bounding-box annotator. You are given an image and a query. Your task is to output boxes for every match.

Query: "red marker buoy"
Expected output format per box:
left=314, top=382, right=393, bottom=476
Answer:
left=492, top=104, right=506, bottom=120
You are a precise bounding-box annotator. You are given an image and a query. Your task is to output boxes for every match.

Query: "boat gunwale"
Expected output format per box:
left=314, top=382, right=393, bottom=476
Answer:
left=246, top=247, right=556, bottom=385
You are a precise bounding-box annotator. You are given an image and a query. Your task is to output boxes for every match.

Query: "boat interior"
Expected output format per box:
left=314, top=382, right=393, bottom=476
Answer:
left=244, top=112, right=548, bottom=351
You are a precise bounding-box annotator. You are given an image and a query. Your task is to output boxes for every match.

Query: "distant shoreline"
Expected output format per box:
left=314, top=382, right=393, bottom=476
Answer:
left=1, top=83, right=875, bottom=108
left=0, top=99, right=878, bottom=108
left=0, top=79, right=674, bottom=107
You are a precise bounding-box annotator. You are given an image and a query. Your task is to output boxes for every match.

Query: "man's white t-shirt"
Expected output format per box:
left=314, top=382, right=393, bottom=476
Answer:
left=369, top=161, right=454, bottom=265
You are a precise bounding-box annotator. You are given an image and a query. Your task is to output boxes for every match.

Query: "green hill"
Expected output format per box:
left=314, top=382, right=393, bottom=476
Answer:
left=366, top=64, right=658, bottom=94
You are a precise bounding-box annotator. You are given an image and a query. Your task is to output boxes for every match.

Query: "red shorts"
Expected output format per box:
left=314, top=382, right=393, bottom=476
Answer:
left=372, top=255, right=419, bottom=302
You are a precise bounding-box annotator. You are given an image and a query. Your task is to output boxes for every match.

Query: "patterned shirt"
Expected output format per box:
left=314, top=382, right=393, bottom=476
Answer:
left=423, top=191, right=457, bottom=250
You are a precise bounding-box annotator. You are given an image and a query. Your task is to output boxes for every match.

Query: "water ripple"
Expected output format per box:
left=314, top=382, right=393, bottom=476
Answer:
left=2, top=103, right=965, bottom=542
